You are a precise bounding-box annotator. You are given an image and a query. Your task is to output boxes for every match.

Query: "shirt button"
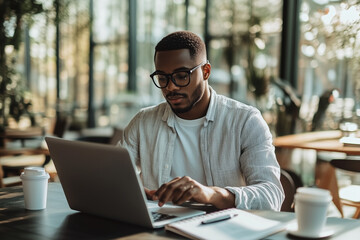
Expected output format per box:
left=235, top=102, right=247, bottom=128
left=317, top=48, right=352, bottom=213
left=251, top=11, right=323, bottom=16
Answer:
left=165, top=164, right=169, bottom=169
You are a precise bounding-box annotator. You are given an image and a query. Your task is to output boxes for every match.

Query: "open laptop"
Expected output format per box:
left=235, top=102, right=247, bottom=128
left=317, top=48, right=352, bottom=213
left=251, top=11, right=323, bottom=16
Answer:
left=45, top=137, right=205, bottom=228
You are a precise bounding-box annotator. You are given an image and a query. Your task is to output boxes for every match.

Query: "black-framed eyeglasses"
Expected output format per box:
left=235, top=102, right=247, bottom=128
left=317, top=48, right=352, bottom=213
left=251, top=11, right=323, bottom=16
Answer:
left=150, top=61, right=208, bottom=89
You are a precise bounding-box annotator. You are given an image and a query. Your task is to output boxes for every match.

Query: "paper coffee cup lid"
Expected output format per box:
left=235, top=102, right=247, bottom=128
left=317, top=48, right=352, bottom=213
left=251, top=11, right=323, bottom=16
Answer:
left=295, top=187, right=332, bottom=202
left=20, top=167, right=49, bottom=180
left=296, top=187, right=331, bottom=197
left=24, top=167, right=47, bottom=176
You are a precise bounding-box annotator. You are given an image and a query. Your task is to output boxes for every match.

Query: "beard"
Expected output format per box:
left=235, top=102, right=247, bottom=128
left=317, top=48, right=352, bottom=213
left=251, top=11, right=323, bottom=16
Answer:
left=166, top=83, right=204, bottom=114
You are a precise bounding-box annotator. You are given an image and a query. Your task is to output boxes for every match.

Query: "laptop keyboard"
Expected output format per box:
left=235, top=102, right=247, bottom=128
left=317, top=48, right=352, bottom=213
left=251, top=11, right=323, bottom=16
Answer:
left=151, top=212, right=177, bottom=222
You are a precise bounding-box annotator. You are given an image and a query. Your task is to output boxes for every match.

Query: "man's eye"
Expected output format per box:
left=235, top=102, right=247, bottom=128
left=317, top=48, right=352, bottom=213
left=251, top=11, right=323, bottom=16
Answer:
left=174, top=72, right=188, bottom=80
left=157, top=75, right=168, bottom=82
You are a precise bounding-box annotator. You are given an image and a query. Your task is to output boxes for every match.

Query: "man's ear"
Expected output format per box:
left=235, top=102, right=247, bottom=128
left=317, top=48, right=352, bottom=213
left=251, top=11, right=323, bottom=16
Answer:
left=203, top=62, right=211, bottom=80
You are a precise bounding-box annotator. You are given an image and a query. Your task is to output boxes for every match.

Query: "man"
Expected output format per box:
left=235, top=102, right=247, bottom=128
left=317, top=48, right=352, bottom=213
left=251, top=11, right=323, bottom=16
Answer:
left=119, top=31, right=284, bottom=210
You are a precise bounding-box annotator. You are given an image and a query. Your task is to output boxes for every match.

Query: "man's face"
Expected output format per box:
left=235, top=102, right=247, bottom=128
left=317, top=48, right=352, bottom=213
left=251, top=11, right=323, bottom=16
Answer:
left=154, top=49, right=210, bottom=118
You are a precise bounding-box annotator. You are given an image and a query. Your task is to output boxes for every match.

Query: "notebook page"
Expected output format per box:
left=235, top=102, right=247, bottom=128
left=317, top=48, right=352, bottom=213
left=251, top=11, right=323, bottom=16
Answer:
left=165, top=208, right=287, bottom=240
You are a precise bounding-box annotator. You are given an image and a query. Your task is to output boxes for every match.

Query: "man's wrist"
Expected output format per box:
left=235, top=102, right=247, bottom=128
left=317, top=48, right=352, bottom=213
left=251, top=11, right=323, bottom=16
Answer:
left=210, top=187, right=235, bottom=209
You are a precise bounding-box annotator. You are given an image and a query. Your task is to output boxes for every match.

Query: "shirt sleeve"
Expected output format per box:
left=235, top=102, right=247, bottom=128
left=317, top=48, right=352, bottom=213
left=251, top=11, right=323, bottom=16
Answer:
left=117, top=111, right=141, bottom=168
left=225, top=110, right=284, bottom=211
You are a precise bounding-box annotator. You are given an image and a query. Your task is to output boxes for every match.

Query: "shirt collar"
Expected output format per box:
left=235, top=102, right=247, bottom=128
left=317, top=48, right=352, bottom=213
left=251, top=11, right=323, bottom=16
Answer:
left=205, top=86, right=216, bottom=123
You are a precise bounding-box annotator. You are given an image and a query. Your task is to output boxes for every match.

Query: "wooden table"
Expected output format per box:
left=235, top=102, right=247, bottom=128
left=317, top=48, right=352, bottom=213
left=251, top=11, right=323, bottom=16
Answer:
left=1, top=183, right=360, bottom=239
left=274, top=130, right=360, bottom=218
left=0, top=127, right=45, bottom=147
left=0, top=127, right=50, bottom=186
left=0, top=127, right=44, bottom=138
left=0, top=127, right=48, bottom=157
left=273, top=130, right=360, bottom=155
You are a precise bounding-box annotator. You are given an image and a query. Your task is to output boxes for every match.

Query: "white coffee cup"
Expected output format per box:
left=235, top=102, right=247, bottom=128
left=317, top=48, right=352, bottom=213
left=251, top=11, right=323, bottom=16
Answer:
left=294, top=187, right=332, bottom=236
left=20, top=167, right=50, bottom=210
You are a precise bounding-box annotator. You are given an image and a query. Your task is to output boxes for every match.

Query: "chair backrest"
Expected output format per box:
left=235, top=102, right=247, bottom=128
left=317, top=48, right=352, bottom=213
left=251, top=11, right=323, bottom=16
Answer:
left=53, top=114, right=71, bottom=138
left=315, top=160, right=344, bottom=217
left=329, top=158, right=360, bottom=218
left=0, top=164, right=4, bottom=188
left=280, top=169, right=297, bottom=212
left=330, top=159, right=360, bottom=173
left=0, top=163, right=22, bottom=188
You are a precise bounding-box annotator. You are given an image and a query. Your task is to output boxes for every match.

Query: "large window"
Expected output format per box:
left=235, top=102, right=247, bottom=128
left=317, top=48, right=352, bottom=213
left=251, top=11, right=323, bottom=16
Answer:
left=10, top=0, right=284, bottom=130
left=92, top=0, right=128, bottom=127
left=206, top=0, right=283, bottom=105
left=298, top=0, right=360, bottom=131
left=11, top=0, right=90, bottom=130
left=136, top=0, right=206, bottom=102
left=60, top=0, right=90, bottom=126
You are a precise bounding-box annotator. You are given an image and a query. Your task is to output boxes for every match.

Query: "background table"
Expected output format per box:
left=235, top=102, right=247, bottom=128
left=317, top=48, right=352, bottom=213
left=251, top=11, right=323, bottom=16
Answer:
left=273, top=130, right=360, bottom=155
left=0, top=127, right=49, bottom=157
left=0, top=127, right=50, bottom=179
left=273, top=130, right=360, bottom=216
left=0, top=127, right=44, bottom=147
left=1, top=183, right=360, bottom=239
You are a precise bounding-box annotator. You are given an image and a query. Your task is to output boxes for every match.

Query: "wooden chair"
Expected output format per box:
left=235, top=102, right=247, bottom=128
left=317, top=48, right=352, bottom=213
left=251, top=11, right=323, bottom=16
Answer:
left=0, top=115, right=70, bottom=179
left=0, top=163, right=22, bottom=187
left=315, top=160, right=344, bottom=217
left=316, top=158, right=360, bottom=218
left=280, top=168, right=303, bottom=212
left=330, top=158, right=360, bottom=219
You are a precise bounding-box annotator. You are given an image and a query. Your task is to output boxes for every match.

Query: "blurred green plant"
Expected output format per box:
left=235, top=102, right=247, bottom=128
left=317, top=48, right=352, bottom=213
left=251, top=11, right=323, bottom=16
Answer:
left=0, top=0, right=45, bottom=131
left=244, top=15, right=270, bottom=99
left=223, top=4, right=275, bottom=102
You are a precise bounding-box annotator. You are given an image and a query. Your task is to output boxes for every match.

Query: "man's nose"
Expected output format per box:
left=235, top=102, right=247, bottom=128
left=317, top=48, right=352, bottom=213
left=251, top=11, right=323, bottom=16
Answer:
left=166, top=78, right=180, bottom=91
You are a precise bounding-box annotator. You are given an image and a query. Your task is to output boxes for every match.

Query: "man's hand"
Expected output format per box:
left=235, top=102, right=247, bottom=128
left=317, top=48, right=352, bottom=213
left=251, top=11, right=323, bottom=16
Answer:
left=144, top=187, right=157, bottom=200
left=149, top=176, right=235, bottom=209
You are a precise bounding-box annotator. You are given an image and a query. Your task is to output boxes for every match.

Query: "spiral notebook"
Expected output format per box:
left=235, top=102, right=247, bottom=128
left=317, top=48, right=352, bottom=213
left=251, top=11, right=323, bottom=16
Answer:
left=165, top=208, right=287, bottom=240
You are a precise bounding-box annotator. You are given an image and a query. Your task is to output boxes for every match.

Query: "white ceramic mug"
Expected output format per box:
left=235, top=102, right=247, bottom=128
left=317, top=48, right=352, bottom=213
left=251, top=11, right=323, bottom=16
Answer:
left=20, top=167, right=50, bottom=210
left=294, top=187, right=332, bottom=236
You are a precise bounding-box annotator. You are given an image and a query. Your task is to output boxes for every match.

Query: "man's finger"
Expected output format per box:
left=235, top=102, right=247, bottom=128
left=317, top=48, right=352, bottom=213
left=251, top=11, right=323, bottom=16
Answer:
left=144, top=188, right=156, bottom=199
left=154, top=177, right=181, bottom=197
left=157, top=177, right=196, bottom=206
left=157, top=182, right=180, bottom=206
left=171, top=183, right=196, bottom=203
left=173, top=185, right=197, bottom=205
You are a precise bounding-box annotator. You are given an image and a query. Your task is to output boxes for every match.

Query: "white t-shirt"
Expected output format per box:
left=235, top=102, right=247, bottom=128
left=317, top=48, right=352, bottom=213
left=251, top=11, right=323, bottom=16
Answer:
left=170, top=115, right=207, bottom=185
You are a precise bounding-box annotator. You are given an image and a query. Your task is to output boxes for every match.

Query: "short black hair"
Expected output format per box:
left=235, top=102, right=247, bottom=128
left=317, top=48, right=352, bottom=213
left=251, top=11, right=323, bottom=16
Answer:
left=154, top=31, right=206, bottom=60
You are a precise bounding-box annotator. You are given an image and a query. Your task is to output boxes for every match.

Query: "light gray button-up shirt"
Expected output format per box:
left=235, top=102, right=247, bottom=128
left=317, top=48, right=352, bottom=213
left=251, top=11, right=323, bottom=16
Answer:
left=119, top=87, right=284, bottom=210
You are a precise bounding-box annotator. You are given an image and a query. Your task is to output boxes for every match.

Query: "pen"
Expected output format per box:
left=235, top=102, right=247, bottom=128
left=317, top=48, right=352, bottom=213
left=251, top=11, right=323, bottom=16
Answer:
left=201, top=214, right=238, bottom=224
